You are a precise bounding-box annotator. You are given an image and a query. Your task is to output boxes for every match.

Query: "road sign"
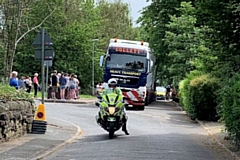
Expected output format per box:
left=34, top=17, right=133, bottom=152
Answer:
left=33, top=28, right=54, bottom=61
left=33, top=28, right=54, bottom=46
left=35, top=48, right=54, bottom=61
left=44, top=60, right=53, bottom=67
left=32, top=27, right=55, bottom=105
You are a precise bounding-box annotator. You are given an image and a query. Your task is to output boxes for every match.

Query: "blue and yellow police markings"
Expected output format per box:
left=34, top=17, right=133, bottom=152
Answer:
left=110, top=70, right=141, bottom=76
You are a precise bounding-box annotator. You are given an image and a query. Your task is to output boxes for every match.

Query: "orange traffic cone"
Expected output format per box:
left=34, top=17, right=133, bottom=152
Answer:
left=31, top=104, right=47, bottom=134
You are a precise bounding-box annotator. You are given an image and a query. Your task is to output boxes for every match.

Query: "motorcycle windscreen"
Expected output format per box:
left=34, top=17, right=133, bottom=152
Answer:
left=106, top=93, right=119, bottom=105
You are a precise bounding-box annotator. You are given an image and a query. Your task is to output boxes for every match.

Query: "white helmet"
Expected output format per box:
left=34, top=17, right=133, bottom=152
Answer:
left=108, top=78, right=117, bottom=87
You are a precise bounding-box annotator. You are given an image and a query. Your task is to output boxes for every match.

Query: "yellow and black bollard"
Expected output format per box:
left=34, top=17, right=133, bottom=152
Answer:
left=31, top=104, right=47, bottom=134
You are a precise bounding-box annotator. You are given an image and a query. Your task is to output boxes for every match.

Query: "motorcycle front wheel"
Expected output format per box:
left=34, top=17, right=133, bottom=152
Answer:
left=109, top=122, right=115, bottom=139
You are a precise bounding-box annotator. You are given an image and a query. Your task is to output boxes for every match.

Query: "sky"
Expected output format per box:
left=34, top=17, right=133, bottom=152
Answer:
left=112, top=0, right=150, bottom=27
left=122, top=0, right=150, bottom=26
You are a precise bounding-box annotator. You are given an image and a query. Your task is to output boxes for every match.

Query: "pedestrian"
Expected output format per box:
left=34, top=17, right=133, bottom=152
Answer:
left=96, top=82, right=101, bottom=96
left=74, top=74, right=79, bottom=99
left=9, top=71, right=19, bottom=90
left=18, top=76, right=26, bottom=89
left=68, top=74, right=76, bottom=100
left=51, top=70, right=58, bottom=99
left=33, top=73, right=39, bottom=98
left=59, top=73, right=67, bottom=100
left=64, top=73, right=70, bottom=99
left=25, top=76, right=32, bottom=93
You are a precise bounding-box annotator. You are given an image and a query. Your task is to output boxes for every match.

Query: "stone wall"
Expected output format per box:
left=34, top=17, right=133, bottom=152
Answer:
left=0, top=100, right=35, bottom=143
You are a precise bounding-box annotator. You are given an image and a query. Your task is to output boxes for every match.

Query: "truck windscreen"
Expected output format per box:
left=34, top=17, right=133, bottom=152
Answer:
left=106, top=53, right=147, bottom=72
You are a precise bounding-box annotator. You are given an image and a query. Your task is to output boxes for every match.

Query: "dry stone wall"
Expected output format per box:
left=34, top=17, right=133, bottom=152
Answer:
left=0, top=100, right=35, bottom=143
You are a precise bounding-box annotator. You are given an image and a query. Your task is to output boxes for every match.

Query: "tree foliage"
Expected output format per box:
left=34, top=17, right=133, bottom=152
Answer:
left=139, top=0, right=240, bottom=142
left=138, top=0, right=187, bottom=85
left=0, top=0, right=57, bottom=79
left=0, top=0, right=139, bottom=93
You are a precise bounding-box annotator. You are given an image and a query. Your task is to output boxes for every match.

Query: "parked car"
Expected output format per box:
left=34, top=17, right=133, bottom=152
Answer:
left=155, top=86, right=166, bottom=100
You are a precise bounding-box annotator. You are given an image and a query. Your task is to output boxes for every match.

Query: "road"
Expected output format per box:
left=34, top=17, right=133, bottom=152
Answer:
left=0, top=101, right=235, bottom=160
left=45, top=101, right=232, bottom=160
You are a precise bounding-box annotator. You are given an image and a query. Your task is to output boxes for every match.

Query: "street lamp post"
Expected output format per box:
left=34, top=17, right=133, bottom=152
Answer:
left=92, top=39, right=99, bottom=96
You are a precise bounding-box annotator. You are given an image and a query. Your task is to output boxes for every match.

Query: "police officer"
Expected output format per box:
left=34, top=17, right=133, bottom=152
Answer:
left=101, top=78, right=129, bottom=135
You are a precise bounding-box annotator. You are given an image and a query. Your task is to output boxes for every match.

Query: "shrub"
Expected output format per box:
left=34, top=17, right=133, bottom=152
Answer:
left=179, top=70, right=202, bottom=113
left=0, top=84, right=34, bottom=103
left=219, top=73, right=240, bottom=141
left=189, top=74, right=220, bottom=121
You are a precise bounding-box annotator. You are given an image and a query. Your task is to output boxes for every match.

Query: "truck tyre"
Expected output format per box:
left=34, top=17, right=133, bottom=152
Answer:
left=145, top=94, right=149, bottom=106
left=144, top=98, right=148, bottom=106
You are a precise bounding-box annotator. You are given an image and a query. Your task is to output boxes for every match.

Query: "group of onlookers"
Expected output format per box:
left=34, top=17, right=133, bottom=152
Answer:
left=49, top=70, right=80, bottom=100
left=165, top=85, right=177, bottom=100
left=9, top=71, right=34, bottom=93
left=9, top=70, right=81, bottom=100
left=96, top=82, right=104, bottom=96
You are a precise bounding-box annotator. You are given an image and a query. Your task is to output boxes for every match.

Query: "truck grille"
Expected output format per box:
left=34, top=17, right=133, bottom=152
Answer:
left=111, top=76, right=139, bottom=86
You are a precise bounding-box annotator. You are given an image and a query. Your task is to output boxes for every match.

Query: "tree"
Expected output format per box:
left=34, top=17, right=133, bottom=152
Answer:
left=195, top=0, right=240, bottom=79
left=0, top=0, right=57, bottom=80
left=137, top=0, right=188, bottom=85
left=164, top=2, right=218, bottom=85
left=12, top=0, right=136, bottom=93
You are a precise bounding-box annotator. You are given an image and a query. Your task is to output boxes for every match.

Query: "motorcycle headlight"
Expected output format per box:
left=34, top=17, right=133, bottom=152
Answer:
left=108, top=107, right=115, bottom=115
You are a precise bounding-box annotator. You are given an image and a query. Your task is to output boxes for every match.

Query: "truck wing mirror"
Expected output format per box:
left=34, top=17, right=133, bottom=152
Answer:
left=150, top=61, right=154, bottom=67
left=100, top=56, right=104, bottom=67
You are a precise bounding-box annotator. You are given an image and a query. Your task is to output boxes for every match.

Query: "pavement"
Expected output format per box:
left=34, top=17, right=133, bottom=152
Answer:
left=0, top=116, right=81, bottom=160
left=0, top=98, right=239, bottom=160
left=172, top=101, right=240, bottom=160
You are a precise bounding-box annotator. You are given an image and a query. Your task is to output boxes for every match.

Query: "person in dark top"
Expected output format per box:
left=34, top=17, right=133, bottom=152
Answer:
left=166, top=85, right=171, bottom=100
left=25, top=76, right=32, bottom=93
left=51, top=71, right=58, bottom=99
left=59, top=73, right=67, bottom=100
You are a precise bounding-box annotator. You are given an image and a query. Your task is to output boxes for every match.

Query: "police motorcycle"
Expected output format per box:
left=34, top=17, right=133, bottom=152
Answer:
left=95, top=92, right=128, bottom=139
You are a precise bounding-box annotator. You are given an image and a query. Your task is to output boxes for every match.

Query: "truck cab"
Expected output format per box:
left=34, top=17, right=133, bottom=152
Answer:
left=99, top=38, right=156, bottom=110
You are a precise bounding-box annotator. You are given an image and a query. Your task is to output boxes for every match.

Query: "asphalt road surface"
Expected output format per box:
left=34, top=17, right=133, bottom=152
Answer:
left=41, top=101, right=234, bottom=160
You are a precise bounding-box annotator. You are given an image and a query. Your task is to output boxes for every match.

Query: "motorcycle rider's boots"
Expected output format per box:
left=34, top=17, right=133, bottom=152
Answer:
left=122, top=123, right=129, bottom=135
left=97, top=117, right=101, bottom=123
left=121, top=115, right=129, bottom=135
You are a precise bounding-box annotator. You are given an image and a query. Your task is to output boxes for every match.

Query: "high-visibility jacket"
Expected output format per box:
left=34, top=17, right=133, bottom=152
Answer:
left=101, top=87, right=122, bottom=95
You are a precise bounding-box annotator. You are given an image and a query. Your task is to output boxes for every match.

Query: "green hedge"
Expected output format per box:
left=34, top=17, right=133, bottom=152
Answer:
left=219, top=73, right=240, bottom=140
left=179, top=70, right=202, bottom=113
left=188, top=74, right=220, bottom=121
left=179, top=71, right=220, bottom=121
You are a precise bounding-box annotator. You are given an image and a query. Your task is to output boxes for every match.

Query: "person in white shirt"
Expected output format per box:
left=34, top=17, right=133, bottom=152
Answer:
left=96, top=82, right=101, bottom=96
left=74, top=75, right=79, bottom=99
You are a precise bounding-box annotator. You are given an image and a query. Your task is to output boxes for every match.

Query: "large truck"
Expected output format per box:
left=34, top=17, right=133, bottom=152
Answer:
left=99, top=38, right=156, bottom=110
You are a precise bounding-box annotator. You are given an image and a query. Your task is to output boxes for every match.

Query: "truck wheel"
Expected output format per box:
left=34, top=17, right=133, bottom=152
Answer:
left=144, top=96, right=149, bottom=106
